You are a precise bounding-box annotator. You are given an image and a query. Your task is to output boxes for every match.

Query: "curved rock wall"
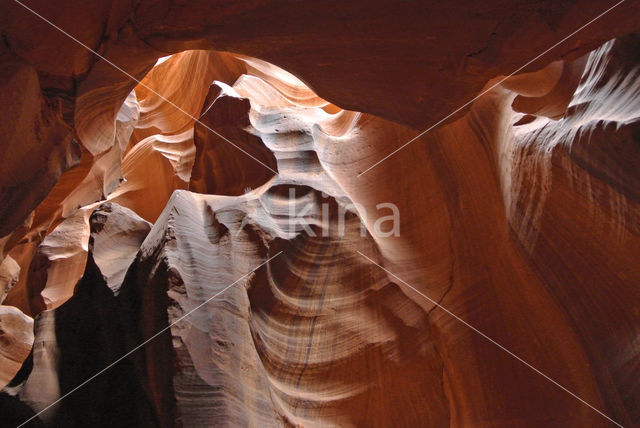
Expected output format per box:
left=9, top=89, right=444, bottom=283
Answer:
left=0, top=2, right=639, bottom=427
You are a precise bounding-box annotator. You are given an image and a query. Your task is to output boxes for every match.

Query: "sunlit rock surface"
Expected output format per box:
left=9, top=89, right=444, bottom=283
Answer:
left=0, top=305, right=33, bottom=389
left=89, top=203, right=152, bottom=294
left=0, top=2, right=639, bottom=427
left=19, top=309, right=59, bottom=424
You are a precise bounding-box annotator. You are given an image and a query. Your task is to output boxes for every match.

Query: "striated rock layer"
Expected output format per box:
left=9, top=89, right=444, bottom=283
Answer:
left=0, top=2, right=640, bottom=428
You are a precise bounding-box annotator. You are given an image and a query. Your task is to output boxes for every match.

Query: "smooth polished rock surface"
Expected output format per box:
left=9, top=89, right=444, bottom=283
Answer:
left=0, top=3, right=639, bottom=427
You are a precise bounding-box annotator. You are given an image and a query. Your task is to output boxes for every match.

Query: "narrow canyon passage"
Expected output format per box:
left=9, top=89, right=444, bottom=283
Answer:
left=1, top=2, right=640, bottom=427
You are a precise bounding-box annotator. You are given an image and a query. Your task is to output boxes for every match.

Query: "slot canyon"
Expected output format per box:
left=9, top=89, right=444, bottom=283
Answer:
left=1, top=1, right=640, bottom=427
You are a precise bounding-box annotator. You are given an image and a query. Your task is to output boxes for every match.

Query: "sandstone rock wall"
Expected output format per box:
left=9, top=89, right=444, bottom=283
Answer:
left=0, top=2, right=639, bottom=427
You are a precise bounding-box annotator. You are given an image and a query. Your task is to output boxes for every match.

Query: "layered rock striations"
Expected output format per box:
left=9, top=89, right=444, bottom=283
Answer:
left=0, top=2, right=640, bottom=427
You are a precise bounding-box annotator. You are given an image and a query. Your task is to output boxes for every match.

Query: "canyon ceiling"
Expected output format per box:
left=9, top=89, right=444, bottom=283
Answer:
left=1, top=1, right=640, bottom=427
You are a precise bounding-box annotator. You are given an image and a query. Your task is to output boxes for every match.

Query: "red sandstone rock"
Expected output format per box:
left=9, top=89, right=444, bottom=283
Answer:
left=0, top=305, right=33, bottom=390
left=0, top=2, right=639, bottom=427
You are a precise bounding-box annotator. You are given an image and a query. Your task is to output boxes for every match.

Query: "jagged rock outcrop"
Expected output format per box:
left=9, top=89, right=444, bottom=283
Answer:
left=11, top=203, right=156, bottom=427
left=89, top=203, right=152, bottom=294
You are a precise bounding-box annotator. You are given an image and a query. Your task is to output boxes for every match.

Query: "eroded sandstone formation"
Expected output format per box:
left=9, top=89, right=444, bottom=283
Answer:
left=1, top=1, right=640, bottom=427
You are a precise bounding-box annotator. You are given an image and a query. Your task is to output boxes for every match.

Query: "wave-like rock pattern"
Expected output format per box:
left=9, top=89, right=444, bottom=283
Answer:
left=61, top=36, right=636, bottom=426
left=127, top=183, right=448, bottom=426
left=0, top=7, right=639, bottom=428
left=504, top=35, right=640, bottom=423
